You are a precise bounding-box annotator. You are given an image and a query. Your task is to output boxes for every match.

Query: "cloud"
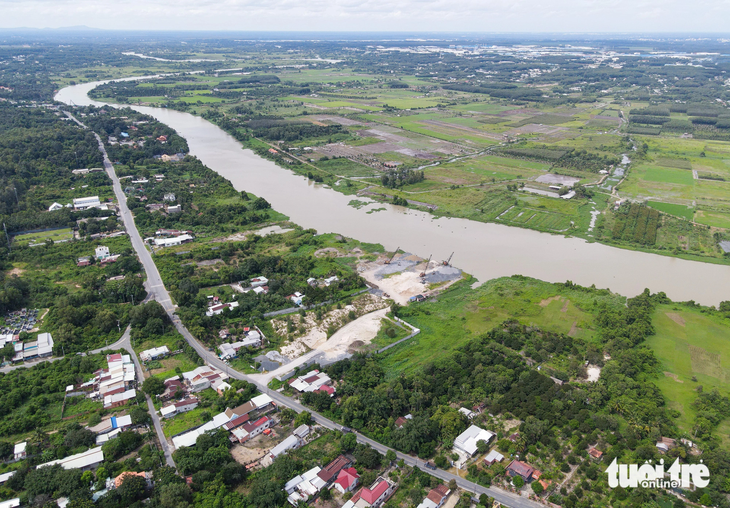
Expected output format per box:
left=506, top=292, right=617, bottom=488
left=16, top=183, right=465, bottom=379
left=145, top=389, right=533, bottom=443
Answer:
left=0, top=0, right=728, bottom=32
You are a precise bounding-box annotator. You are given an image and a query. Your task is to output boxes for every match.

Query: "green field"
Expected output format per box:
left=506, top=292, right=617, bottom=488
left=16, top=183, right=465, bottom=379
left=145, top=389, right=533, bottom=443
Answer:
left=648, top=201, right=694, bottom=220
left=13, top=228, right=73, bottom=246
left=643, top=165, right=696, bottom=185
left=646, top=304, right=730, bottom=438
left=380, top=276, right=625, bottom=378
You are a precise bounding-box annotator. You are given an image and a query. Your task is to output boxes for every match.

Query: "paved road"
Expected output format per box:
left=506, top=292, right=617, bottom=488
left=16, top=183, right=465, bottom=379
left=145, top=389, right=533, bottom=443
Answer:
left=69, top=111, right=540, bottom=508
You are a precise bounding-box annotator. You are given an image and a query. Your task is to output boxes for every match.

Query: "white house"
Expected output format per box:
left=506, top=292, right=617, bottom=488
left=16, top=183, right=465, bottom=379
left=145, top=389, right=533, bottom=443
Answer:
left=206, top=301, right=239, bottom=317
left=458, top=408, right=475, bottom=420
left=163, top=193, right=176, bottom=202
left=154, top=234, right=193, bottom=247
left=73, top=196, right=101, bottom=210
left=290, top=292, right=305, bottom=306
left=264, top=435, right=302, bottom=464
left=285, top=466, right=327, bottom=506
left=289, top=370, right=334, bottom=394
left=38, top=446, right=104, bottom=471
left=95, top=246, right=110, bottom=260
left=13, top=442, right=26, bottom=461
left=36, top=333, right=53, bottom=357
left=140, top=346, right=169, bottom=362
left=453, top=425, right=495, bottom=457
left=251, top=276, right=268, bottom=287
left=48, top=202, right=64, bottom=212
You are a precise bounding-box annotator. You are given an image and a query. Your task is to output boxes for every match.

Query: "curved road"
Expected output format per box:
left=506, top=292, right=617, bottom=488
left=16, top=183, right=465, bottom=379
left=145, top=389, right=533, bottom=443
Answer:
left=69, top=110, right=540, bottom=508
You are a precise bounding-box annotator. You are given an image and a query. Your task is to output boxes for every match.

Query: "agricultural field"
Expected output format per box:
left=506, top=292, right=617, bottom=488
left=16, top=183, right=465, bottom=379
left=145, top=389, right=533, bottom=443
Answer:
left=12, top=227, right=74, bottom=246
left=646, top=304, right=730, bottom=442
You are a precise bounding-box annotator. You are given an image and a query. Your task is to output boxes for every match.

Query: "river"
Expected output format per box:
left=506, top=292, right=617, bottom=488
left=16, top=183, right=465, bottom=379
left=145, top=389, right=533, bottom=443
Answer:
left=56, top=81, right=730, bottom=306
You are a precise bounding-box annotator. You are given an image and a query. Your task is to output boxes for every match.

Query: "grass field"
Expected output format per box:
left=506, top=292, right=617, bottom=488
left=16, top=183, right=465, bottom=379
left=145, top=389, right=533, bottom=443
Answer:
left=643, top=165, right=696, bottom=185
left=646, top=304, right=730, bottom=439
left=162, top=405, right=212, bottom=437
left=13, top=228, right=73, bottom=246
left=647, top=201, right=694, bottom=220
left=379, top=276, right=625, bottom=378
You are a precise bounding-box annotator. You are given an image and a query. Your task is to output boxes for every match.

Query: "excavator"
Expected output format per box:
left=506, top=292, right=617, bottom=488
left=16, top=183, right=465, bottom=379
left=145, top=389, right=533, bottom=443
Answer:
left=384, top=246, right=399, bottom=265
left=443, top=252, right=454, bottom=266
left=419, top=254, right=432, bottom=278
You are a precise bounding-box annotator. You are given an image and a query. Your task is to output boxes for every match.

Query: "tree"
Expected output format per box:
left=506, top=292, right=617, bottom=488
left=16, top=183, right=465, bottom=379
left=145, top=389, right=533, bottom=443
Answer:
left=117, top=474, right=147, bottom=503
left=142, top=376, right=165, bottom=396
left=320, top=487, right=332, bottom=501
left=531, top=481, right=544, bottom=495
left=341, top=432, right=357, bottom=452
left=385, top=449, right=397, bottom=463
left=513, top=476, right=524, bottom=489
left=294, top=411, right=312, bottom=427
left=131, top=406, right=151, bottom=425
left=448, top=479, right=457, bottom=491
left=158, top=482, right=192, bottom=508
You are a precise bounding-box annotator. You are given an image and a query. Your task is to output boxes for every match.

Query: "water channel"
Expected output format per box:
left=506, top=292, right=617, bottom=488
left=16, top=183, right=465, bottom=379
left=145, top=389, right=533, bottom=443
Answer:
left=56, top=80, right=730, bottom=305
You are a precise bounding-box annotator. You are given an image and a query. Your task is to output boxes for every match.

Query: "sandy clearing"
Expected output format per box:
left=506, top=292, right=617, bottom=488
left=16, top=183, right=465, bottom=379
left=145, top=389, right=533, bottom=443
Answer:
left=539, top=295, right=561, bottom=307
left=568, top=321, right=578, bottom=337
left=314, top=247, right=340, bottom=258
left=231, top=444, right=268, bottom=465
left=561, top=299, right=569, bottom=313
left=664, top=371, right=683, bottom=383
left=666, top=312, right=686, bottom=327
left=586, top=365, right=601, bottom=382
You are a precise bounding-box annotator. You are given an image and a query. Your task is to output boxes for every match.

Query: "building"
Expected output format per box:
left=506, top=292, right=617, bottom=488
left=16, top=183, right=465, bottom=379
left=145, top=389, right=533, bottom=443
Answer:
left=0, top=472, right=15, bottom=485
left=154, top=234, right=193, bottom=247
left=214, top=381, right=232, bottom=395
left=13, top=442, right=26, bottom=461
left=175, top=398, right=199, bottom=413
left=104, top=389, right=136, bottom=409
left=317, top=455, right=351, bottom=485
left=289, top=292, right=305, bottom=306
left=161, top=378, right=184, bottom=400
left=88, top=415, right=132, bottom=435
left=49, top=202, right=64, bottom=212
left=167, top=204, right=182, bottom=214
left=182, top=366, right=228, bottom=393
left=285, top=466, right=327, bottom=506
left=35, top=332, right=54, bottom=357
left=223, top=413, right=250, bottom=431
left=232, top=416, right=272, bottom=444
left=293, top=425, right=310, bottom=440
left=324, top=276, right=339, bottom=286
left=172, top=412, right=232, bottom=449
left=95, top=246, right=110, bottom=260
left=205, top=301, right=239, bottom=317
left=140, top=345, right=170, bottom=362
left=218, top=332, right=262, bottom=360
left=251, top=276, right=269, bottom=287
left=289, top=370, right=334, bottom=394
left=0, top=499, right=20, bottom=508
left=588, top=447, right=603, bottom=460
left=38, top=446, right=104, bottom=471
left=160, top=405, right=178, bottom=419
left=77, top=256, right=91, bottom=267
left=506, top=460, right=536, bottom=481
left=416, top=485, right=451, bottom=508
left=458, top=407, right=475, bottom=420
left=453, top=425, right=495, bottom=457
left=484, top=449, right=504, bottom=466
left=73, top=196, right=101, bottom=210
left=265, top=435, right=303, bottom=463
left=114, top=471, right=147, bottom=489
left=344, top=477, right=397, bottom=508
left=333, top=467, right=360, bottom=494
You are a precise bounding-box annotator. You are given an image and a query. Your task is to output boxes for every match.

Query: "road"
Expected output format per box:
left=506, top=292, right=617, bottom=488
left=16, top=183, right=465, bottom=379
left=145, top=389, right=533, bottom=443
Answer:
left=69, top=111, right=540, bottom=508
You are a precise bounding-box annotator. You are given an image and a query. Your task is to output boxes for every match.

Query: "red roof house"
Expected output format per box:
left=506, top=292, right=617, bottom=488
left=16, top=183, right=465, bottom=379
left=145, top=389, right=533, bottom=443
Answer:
left=333, top=467, right=360, bottom=494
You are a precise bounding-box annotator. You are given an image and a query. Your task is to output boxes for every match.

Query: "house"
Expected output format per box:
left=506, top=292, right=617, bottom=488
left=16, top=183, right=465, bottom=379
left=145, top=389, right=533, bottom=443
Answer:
left=458, top=407, right=475, bottom=420
left=218, top=333, right=262, bottom=360
left=253, top=286, right=268, bottom=295
left=73, top=196, right=101, bottom=210
left=333, top=467, right=360, bottom=494
left=289, top=370, right=334, bottom=394
left=307, top=277, right=317, bottom=286
left=104, top=389, right=136, bottom=409
left=265, top=435, right=303, bottom=462
left=453, top=425, right=495, bottom=457
left=163, top=193, right=176, bottom=202
left=88, top=415, right=132, bottom=435
left=100, top=254, right=120, bottom=265
left=206, top=301, right=239, bottom=317
left=77, top=256, right=91, bottom=267
left=224, top=401, right=256, bottom=420
left=231, top=416, right=272, bottom=443
left=317, top=455, right=351, bottom=485
left=36, top=333, right=54, bottom=357
left=154, top=234, right=194, bottom=248
left=0, top=471, right=15, bottom=485
left=394, top=417, right=408, bottom=428
left=38, top=446, right=104, bottom=471
left=157, top=135, right=167, bottom=142
left=160, top=405, right=177, bottom=419
left=95, top=246, right=110, bottom=260
left=174, top=398, right=199, bottom=413
left=114, top=471, right=147, bottom=488
left=215, top=381, right=232, bottom=395
left=13, top=442, right=26, bottom=461
left=507, top=432, right=520, bottom=443
left=251, top=276, right=268, bottom=287
left=289, top=292, right=305, bottom=306
left=167, top=204, right=182, bottom=214
left=140, top=345, right=169, bottom=362
left=484, top=449, right=504, bottom=466
left=345, top=477, right=396, bottom=508
left=0, top=499, right=20, bottom=508
left=293, top=425, right=310, bottom=440
left=48, top=202, right=64, bottom=212
left=285, top=466, right=327, bottom=506
left=161, top=378, right=184, bottom=400
left=588, top=447, right=603, bottom=461
left=172, top=412, right=233, bottom=449
left=324, top=276, right=339, bottom=286
left=223, top=413, right=250, bottom=431
left=182, top=366, right=227, bottom=391
left=506, top=460, right=536, bottom=481
left=417, top=485, right=451, bottom=508
left=268, top=148, right=279, bottom=155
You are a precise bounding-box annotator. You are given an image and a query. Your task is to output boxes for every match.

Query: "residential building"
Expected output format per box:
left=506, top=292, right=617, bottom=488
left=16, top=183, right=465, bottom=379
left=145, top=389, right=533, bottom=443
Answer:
left=289, top=370, right=334, bottom=394
left=0, top=472, right=15, bottom=484
left=458, top=407, right=475, bottom=419
left=251, top=276, right=268, bottom=287
left=88, top=415, right=132, bottom=435
left=484, top=449, right=504, bottom=466
left=214, top=381, right=232, bottom=395
left=140, top=346, right=169, bottom=362
left=172, top=412, right=232, bottom=448
left=285, top=467, right=327, bottom=506
left=453, top=425, right=495, bottom=457
left=163, top=193, right=176, bottom=202
left=324, top=276, right=339, bottom=286
left=416, top=485, right=451, bottom=508
left=95, top=246, right=110, bottom=259
left=506, top=460, right=536, bottom=481
left=35, top=332, right=54, bottom=357
left=231, top=416, right=272, bottom=443
left=0, top=499, right=20, bottom=508
left=205, top=301, right=239, bottom=317
left=218, top=332, right=262, bottom=360
left=224, top=401, right=256, bottom=420
left=114, top=471, right=148, bottom=488
left=293, top=425, right=310, bottom=440
left=38, top=446, right=104, bottom=471
left=344, top=477, right=396, bottom=508
left=182, top=366, right=228, bottom=392
left=154, top=234, right=194, bottom=247
left=73, top=196, right=101, bottom=210
left=77, top=256, right=91, bottom=267
left=104, top=389, right=136, bottom=409
left=174, top=398, right=199, bottom=413
left=160, top=378, right=184, bottom=400
left=333, top=467, right=360, bottom=494
left=588, top=447, right=603, bottom=461
left=48, top=202, right=64, bottom=212
left=317, top=455, right=351, bottom=485
left=160, top=405, right=177, bottom=419
left=264, top=435, right=303, bottom=463
left=223, top=413, right=250, bottom=431
left=167, top=204, right=182, bottom=214
left=13, top=442, right=26, bottom=461
left=289, top=292, right=305, bottom=306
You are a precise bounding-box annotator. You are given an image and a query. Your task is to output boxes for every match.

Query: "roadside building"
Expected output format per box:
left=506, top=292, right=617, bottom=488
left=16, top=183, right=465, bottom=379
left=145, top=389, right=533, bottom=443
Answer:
left=154, top=234, right=193, bottom=247
left=289, top=370, right=334, bottom=394
left=344, top=477, right=397, bottom=508
left=231, top=416, right=272, bottom=443
left=453, top=425, right=495, bottom=457
left=13, top=442, right=26, bottom=461
left=139, top=345, right=169, bottom=362
left=416, top=485, right=451, bottom=508
left=38, top=446, right=104, bottom=471
left=333, top=467, right=360, bottom=494
left=263, top=435, right=303, bottom=464
left=104, top=389, right=136, bottom=409
left=506, top=460, right=536, bottom=481
left=73, top=196, right=101, bottom=210
left=285, top=467, right=326, bottom=506
left=317, top=455, right=351, bottom=485
left=484, top=449, right=504, bottom=466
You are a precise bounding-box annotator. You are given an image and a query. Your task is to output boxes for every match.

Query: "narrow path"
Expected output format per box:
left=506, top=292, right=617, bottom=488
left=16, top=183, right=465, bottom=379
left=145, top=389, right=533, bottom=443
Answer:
left=64, top=109, right=540, bottom=508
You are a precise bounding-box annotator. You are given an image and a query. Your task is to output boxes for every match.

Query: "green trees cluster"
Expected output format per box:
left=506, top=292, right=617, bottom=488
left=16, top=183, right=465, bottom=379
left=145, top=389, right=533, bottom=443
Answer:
left=381, top=168, right=425, bottom=188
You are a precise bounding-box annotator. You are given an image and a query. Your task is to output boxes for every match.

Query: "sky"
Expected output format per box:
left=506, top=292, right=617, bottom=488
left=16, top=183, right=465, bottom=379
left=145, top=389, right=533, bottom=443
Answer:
left=0, top=0, right=729, bottom=33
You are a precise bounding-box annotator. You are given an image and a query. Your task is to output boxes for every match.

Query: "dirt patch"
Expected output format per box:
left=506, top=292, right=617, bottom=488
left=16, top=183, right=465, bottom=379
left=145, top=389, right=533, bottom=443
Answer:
left=231, top=444, right=268, bottom=465
left=664, top=371, right=684, bottom=383
left=503, top=419, right=521, bottom=432
left=314, top=247, right=340, bottom=258
left=586, top=365, right=601, bottom=382
left=7, top=267, right=24, bottom=276
left=568, top=321, right=579, bottom=337
left=539, top=295, right=561, bottom=308
left=689, top=345, right=726, bottom=382
left=561, top=300, right=569, bottom=313
left=666, top=312, right=686, bottom=327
